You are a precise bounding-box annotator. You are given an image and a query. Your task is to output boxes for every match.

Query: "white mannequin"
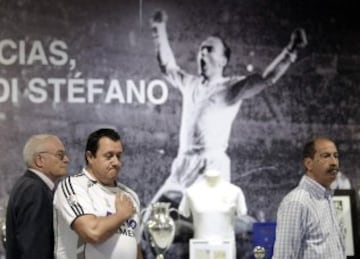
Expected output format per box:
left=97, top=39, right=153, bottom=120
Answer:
left=179, top=169, right=248, bottom=258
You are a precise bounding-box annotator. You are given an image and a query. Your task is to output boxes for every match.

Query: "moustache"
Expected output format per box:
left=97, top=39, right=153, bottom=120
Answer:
left=326, top=167, right=339, bottom=173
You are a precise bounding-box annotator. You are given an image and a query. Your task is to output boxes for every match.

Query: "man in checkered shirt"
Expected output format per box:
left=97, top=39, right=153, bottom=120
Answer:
left=272, top=137, right=346, bottom=259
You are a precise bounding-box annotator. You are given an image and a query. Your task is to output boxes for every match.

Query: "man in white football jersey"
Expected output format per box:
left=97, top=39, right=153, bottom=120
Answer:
left=53, top=128, right=143, bottom=259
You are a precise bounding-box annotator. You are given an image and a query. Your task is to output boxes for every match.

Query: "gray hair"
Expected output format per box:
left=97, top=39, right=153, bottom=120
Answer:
left=23, top=134, right=58, bottom=167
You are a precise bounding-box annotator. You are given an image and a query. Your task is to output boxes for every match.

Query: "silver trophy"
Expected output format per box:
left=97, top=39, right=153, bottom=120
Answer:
left=253, top=246, right=266, bottom=259
left=143, top=202, right=177, bottom=259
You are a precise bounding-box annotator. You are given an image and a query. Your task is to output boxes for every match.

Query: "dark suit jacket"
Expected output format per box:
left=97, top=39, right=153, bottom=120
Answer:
left=6, top=170, right=54, bottom=259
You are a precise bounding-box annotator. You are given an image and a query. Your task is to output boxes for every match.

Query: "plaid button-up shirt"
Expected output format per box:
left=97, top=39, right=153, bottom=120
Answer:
left=272, top=175, right=346, bottom=259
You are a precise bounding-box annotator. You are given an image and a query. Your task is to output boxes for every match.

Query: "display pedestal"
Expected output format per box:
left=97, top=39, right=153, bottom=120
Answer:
left=252, top=222, right=276, bottom=259
left=189, top=239, right=234, bottom=259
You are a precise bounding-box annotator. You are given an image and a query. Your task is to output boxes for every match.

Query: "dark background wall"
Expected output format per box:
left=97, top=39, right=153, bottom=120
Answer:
left=0, top=0, right=359, bottom=258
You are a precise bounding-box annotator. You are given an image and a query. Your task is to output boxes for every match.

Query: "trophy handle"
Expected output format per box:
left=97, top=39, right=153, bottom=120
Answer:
left=169, top=207, right=179, bottom=221
left=140, top=207, right=149, bottom=223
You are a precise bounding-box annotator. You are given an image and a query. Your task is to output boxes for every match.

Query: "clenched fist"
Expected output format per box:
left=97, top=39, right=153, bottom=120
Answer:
left=151, top=10, right=168, bottom=26
left=288, top=28, right=308, bottom=52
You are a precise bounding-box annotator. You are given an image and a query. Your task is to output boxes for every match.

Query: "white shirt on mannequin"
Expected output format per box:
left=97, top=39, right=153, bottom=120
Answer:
left=178, top=169, right=247, bottom=240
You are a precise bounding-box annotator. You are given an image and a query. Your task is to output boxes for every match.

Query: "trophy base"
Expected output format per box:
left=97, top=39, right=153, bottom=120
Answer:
left=156, top=254, right=164, bottom=259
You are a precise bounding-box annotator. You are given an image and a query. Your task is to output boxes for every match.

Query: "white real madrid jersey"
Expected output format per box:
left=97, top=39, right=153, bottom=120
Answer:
left=53, top=169, right=141, bottom=259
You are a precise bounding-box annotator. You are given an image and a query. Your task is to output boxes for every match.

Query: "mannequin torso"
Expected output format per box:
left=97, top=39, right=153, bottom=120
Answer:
left=179, top=169, right=247, bottom=240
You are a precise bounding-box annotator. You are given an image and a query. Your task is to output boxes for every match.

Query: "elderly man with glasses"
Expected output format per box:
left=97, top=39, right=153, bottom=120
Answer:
left=6, top=134, right=69, bottom=259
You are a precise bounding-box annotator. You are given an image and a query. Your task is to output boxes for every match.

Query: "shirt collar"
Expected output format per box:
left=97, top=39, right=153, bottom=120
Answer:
left=28, top=169, right=55, bottom=190
left=82, top=168, right=118, bottom=188
left=300, top=175, right=333, bottom=199
left=82, top=168, right=97, bottom=182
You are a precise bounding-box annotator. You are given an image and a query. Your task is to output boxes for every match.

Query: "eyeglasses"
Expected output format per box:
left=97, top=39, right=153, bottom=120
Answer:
left=38, top=151, right=68, bottom=161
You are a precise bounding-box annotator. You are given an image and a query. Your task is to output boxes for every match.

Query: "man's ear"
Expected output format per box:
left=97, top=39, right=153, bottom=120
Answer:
left=304, top=157, right=312, bottom=172
left=86, top=151, right=93, bottom=163
left=33, top=153, right=44, bottom=168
